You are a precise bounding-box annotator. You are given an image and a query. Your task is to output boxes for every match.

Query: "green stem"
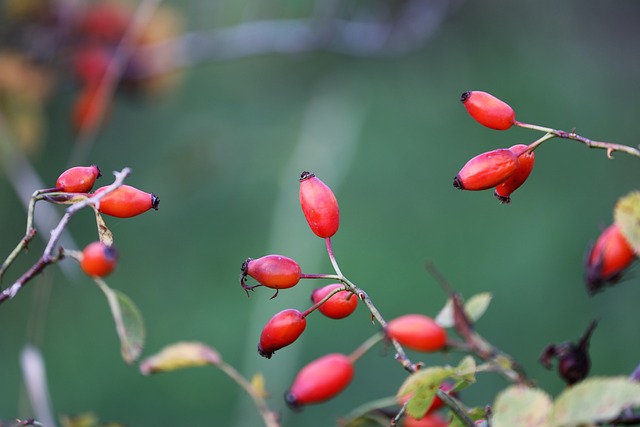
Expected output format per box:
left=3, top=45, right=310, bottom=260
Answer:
left=349, top=332, right=384, bottom=363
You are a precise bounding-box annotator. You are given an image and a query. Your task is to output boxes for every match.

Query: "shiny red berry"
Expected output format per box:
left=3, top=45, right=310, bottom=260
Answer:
left=258, top=309, right=307, bottom=359
left=585, top=224, right=636, bottom=294
left=241, top=255, right=302, bottom=297
left=386, top=314, right=447, bottom=353
left=311, top=284, right=358, bottom=319
left=403, top=414, right=450, bottom=427
left=56, top=165, right=101, bottom=193
left=460, top=91, right=515, bottom=130
left=299, top=171, right=340, bottom=238
left=494, top=144, right=535, bottom=204
left=285, top=353, right=354, bottom=409
left=94, top=184, right=159, bottom=218
left=453, top=148, right=519, bottom=191
left=80, top=241, right=118, bottom=277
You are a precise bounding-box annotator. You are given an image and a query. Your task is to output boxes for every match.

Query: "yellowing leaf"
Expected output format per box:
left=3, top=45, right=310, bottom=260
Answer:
left=614, top=191, right=640, bottom=255
left=140, top=341, right=221, bottom=375
left=251, top=373, right=269, bottom=398
left=493, top=385, right=551, bottom=427
left=550, top=377, right=640, bottom=427
left=95, top=211, right=114, bottom=246
left=435, top=292, right=492, bottom=328
left=397, top=366, right=454, bottom=419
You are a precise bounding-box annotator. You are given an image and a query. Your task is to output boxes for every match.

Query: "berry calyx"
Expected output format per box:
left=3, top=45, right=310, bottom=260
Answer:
left=299, top=171, right=340, bottom=238
left=585, top=224, right=636, bottom=294
left=453, top=148, right=519, bottom=191
left=540, top=320, right=598, bottom=385
left=460, top=91, right=515, bottom=130
left=258, top=309, right=307, bottom=359
left=56, top=165, right=102, bottom=193
left=80, top=241, right=118, bottom=277
left=310, top=283, right=358, bottom=319
left=93, top=184, right=160, bottom=218
left=285, top=353, right=354, bottom=409
left=494, top=144, right=536, bottom=204
left=240, top=255, right=302, bottom=297
left=386, top=314, right=447, bottom=353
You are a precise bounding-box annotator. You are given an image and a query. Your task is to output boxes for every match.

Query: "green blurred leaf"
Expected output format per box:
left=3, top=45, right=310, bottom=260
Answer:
left=60, top=413, right=99, bottom=427
left=94, top=211, right=114, bottom=246
left=435, top=292, right=492, bottom=328
left=397, top=366, right=454, bottom=419
left=95, top=279, right=145, bottom=364
left=614, top=191, right=640, bottom=255
left=550, top=376, right=640, bottom=427
left=492, top=385, right=551, bottom=427
left=140, top=341, right=221, bottom=375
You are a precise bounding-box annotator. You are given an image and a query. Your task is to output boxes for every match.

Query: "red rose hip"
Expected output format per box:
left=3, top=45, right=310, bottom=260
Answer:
left=241, top=254, right=302, bottom=297
left=94, top=184, right=159, bottom=218
left=386, top=314, right=447, bottom=352
left=453, top=148, right=519, bottom=191
left=299, top=171, right=340, bottom=238
left=56, top=165, right=101, bottom=193
left=585, top=224, right=636, bottom=294
left=311, top=283, right=358, bottom=319
left=285, top=353, right=354, bottom=409
left=494, top=144, right=535, bottom=204
left=460, top=90, right=515, bottom=130
left=80, top=241, right=118, bottom=277
left=258, top=309, right=307, bottom=358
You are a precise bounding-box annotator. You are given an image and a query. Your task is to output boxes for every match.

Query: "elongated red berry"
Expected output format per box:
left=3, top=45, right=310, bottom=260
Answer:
left=258, top=309, right=307, bottom=359
left=56, top=165, right=101, bottom=193
left=241, top=254, right=302, bottom=297
left=285, top=353, right=354, bottom=409
left=311, top=283, right=358, bottom=319
left=94, top=184, right=159, bottom=218
left=494, top=144, right=535, bottom=204
left=386, top=314, right=447, bottom=352
left=299, top=171, right=340, bottom=238
left=453, top=148, right=519, bottom=191
left=80, top=241, right=118, bottom=277
left=585, top=224, right=636, bottom=294
left=460, top=91, right=515, bottom=130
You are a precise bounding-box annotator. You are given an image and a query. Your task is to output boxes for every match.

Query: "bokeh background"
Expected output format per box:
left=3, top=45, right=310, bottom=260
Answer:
left=1, top=0, right=640, bottom=426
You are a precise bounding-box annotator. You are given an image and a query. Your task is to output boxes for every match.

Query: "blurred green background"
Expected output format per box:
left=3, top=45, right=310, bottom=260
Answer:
left=1, top=0, right=640, bottom=426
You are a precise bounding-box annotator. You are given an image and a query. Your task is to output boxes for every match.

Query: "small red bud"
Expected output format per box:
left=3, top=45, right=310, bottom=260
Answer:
left=94, top=185, right=159, bottom=218
left=240, top=255, right=302, bottom=297
left=258, top=309, right=307, bottom=359
left=460, top=91, right=515, bottom=130
left=494, top=144, right=535, bottom=204
left=299, top=171, right=340, bottom=238
left=310, top=284, right=358, bottom=319
left=585, top=224, right=636, bottom=294
left=56, top=165, right=101, bottom=193
left=453, top=148, right=519, bottom=191
left=386, top=314, right=447, bottom=353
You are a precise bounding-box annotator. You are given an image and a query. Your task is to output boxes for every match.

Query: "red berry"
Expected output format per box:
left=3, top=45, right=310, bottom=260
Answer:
left=258, top=309, right=307, bottom=359
left=453, top=148, right=519, bottom=191
left=94, top=184, right=159, bottom=218
left=460, top=91, right=515, bottom=130
left=494, top=144, right=535, bottom=204
left=56, top=165, right=101, bottom=193
left=285, top=353, right=354, bottom=409
left=585, top=224, right=636, bottom=294
left=76, top=1, right=131, bottom=44
left=299, top=171, right=340, bottom=238
left=80, top=241, right=118, bottom=277
left=311, top=283, right=358, bottom=319
left=71, top=84, right=112, bottom=134
left=386, top=314, right=447, bottom=353
left=73, top=46, right=112, bottom=86
left=241, top=255, right=302, bottom=297
left=403, top=414, right=450, bottom=427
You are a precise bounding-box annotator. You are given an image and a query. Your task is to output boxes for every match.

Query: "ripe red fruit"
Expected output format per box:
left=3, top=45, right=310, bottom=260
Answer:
left=71, top=84, right=112, bottom=134
left=460, top=91, right=515, bottom=130
left=403, top=414, right=450, bottom=427
left=56, top=165, right=101, bottom=193
left=299, top=171, right=340, bottom=238
left=285, top=353, right=354, bottom=409
left=76, top=1, right=131, bottom=44
left=241, top=255, right=302, bottom=297
left=453, top=148, right=519, bottom=191
left=386, top=314, right=447, bottom=352
left=93, top=184, right=160, bottom=218
left=494, top=144, right=535, bottom=204
left=80, top=241, right=118, bottom=277
left=258, top=309, right=307, bottom=359
left=585, top=224, right=636, bottom=294
left=73, top=46, right=112, bottom=86
left=311, top=283, right=358, bottom=319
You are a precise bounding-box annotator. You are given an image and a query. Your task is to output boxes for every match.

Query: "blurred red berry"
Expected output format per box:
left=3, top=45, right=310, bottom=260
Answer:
left=258, top=309, right=307, bottom=359
left=76, top=1, right=131, bottom=44
left=311, top=283, right=358, bottom=319
left=453, top=148, right=519, bottom=191
left=80, top=241, right=118, bottom=277
left=494, top=144, right=535, bottom=204
left=56, top=165, right=101, bottom=193
left=94, top=184, right=159, bottom=218
left=403, top=413, right=450, bottom=427
left=386, top=314, right=447, bottom=352
left=241, top=255, right=301, bottom=297
left=71, top=84, right=111, bottom=134
left=460, top=91, right=515, bottom=130
left=73, top=46, right=112, bottom=86
left=585, top=224, right=636, bottom=294
left=285, top=353, right=354, bottom=409
left=299, top=171, right=340, bottom=238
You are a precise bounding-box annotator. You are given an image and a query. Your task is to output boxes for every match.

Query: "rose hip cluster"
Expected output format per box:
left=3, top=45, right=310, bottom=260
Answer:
left=454, top=91, right=535, bottom=204
left=238, top=171, right=449, bottom=413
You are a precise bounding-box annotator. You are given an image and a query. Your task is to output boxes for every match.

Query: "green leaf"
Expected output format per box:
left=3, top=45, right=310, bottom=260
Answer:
left=140, top=341, right=221, bottom=375
left=454, top=356, right=477, bottom=385
left=550, top=376, right=640, bottom=427
left=614, top=191, right=640, bottom=255
left=492, top=385, right=552, bottom=427
left=95, top=279, right=145, bottom=364
left=435, top=292, right=492, bottom=328
left=397, top=366, right=454, bottom=419
left=94, top=210, right=114, bottom=246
